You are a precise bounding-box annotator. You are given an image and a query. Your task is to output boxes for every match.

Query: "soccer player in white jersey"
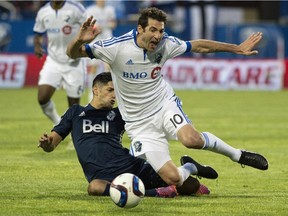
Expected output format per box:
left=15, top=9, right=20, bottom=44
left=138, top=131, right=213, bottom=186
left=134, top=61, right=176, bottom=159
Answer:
left=33, top=0, right=86, bottom=125
left=66, top=7, right=269, bottom=187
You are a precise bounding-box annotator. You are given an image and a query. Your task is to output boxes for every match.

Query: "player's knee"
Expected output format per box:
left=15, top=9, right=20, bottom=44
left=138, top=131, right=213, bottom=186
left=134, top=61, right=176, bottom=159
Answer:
left=158, top=161, right=183, bottom=186
left=68, top=97, right=80, bottom=107
left=162, top=171, right=182, bottom=186
left=178, top=126, right=204, bottom=149
left=38, top=95, right=50, bottom=105
left=180, top=132, right=204, bottom=149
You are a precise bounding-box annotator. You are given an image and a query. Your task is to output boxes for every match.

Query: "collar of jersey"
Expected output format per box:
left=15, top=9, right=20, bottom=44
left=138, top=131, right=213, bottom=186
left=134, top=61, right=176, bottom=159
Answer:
left=132, top=28, right=140, bottom=48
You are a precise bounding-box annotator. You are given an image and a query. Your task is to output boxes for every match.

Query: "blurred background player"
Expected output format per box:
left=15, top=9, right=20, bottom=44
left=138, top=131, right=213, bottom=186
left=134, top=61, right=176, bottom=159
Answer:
left=85, top=0, right=117, bottom=102
left=181, top=0, right=218, bottom=57
left=182, top=0, right=217, bottom=41
left=38, top=72, right=211, bottom=197
left=33, top=0, right=86, bottom=125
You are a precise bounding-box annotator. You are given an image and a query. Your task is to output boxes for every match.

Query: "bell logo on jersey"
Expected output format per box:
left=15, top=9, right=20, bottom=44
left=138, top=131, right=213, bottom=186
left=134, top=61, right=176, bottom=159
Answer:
left=83, top=119, right=109, bottom=133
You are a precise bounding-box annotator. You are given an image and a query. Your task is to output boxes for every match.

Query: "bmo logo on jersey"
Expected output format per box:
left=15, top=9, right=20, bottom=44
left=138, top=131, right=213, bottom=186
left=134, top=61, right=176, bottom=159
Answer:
left=122, top=67, right=162, bottom=80
left=83, top=119, right=109, bottom=133
left=123, top=71, right=147, bottom=79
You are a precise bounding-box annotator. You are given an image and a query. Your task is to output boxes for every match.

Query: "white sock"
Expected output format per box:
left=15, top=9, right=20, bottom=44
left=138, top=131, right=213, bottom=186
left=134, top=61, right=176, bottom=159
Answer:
left=201, top=132, right=241, bottom=162
left=177, top=163, right=197, bottom=186
left=41, top=100, right=61, bottom=125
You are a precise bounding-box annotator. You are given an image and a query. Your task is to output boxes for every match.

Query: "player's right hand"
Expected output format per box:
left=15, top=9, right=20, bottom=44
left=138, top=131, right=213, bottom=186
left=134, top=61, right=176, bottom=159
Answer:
left=34, top=46, right=45, bottom=59
left=78, top=16, right=101, bottom=43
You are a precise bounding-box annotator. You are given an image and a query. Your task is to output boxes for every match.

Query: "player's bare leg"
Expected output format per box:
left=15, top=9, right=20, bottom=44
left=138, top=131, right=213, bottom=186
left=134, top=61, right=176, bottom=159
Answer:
left=88, top=179, right=111, bottom=196
left=157, top=159, right=217, bottom=187
left=67, top=97, right=80, bottom=107
left=157, top=160, right=183, bottom=186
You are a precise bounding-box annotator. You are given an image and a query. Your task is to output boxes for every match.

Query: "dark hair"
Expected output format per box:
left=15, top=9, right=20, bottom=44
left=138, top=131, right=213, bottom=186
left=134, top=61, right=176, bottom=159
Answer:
left=138, top=7, right=167, bottom=29
left=92, top=72, right=112, bottom=87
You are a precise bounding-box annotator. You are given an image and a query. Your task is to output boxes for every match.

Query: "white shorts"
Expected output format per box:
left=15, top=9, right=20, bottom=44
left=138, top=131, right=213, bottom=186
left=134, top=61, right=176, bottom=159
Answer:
left=38, top=56, right=86, bottom=98
left=128, top=96, right=192, bottom=171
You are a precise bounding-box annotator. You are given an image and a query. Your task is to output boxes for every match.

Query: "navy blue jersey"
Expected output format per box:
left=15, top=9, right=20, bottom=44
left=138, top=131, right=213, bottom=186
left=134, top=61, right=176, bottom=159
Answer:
left=53, top=104, right=166, bottom=188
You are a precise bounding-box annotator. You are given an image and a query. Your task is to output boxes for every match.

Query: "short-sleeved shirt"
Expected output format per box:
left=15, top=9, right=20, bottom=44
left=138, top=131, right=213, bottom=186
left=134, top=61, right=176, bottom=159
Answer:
left=85, top=29, right=191, bottom=122
left=33, top=0, right=86, bottom=63
left=53, top=104, right=166, bottom=188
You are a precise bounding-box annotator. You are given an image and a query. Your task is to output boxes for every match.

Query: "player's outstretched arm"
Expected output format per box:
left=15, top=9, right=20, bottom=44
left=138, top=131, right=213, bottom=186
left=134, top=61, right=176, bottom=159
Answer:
left=190, top=32, right=262, bottom=56
left=37, top=131, right=62, bottom=152
left=67, top=16, right=101, bottom=59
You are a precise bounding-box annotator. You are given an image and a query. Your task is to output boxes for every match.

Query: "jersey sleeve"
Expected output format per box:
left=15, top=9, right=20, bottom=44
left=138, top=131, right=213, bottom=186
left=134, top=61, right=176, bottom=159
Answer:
left=164, top=35, right=192, bottom=59
left=52, top=106, right=77, bottom=140
left=33, top=9, right=46, bottom=34
left=85, top=39, right=117, bottom=65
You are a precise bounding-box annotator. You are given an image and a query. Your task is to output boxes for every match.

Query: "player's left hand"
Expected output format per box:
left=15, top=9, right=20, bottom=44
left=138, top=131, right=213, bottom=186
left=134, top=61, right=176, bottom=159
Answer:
left=236, top=32, right=262, bottom=55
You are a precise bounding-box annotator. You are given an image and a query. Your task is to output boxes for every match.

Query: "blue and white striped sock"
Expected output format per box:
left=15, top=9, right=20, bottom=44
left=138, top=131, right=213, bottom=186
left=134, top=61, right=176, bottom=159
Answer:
left=201, top=132, right=241, bottom=162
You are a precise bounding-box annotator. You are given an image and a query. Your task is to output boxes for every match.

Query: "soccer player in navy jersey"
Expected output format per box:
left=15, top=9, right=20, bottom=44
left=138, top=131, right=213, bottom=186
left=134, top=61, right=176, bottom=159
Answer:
left=38, top=72, right=211, bottom=197
left=66, top=7, right=268, bottom=188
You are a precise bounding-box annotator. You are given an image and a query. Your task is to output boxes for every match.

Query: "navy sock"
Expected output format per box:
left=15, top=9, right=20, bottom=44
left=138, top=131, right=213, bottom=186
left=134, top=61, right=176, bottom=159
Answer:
left=102, top=184, right=110, bottom=196
left=145, top=189, right=157, bottom=197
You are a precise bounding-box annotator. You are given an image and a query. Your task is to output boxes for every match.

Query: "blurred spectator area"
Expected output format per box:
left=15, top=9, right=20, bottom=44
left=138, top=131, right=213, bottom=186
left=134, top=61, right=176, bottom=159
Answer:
left=0, top=1, right=47, bottom=20
left=1, top=1, right=288, bottom=58
left=0, top=1, right=18, bottom=20
left=0, top=1, right=285, bottom=23
left=217, top=1, right=281, bottom=23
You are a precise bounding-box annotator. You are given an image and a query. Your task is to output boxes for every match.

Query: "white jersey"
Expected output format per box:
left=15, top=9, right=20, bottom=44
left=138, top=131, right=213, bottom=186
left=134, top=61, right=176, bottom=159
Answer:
left=85, top=29, right=191, bottom=122
left=85, top=4, right=116, bottom=40
left=33, top=0, right=86, bottom=64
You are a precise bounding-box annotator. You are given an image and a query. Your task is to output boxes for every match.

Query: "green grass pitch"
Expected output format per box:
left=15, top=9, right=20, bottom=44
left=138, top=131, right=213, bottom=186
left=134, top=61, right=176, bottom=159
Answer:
left=0, top=88, right=287, bottom=215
